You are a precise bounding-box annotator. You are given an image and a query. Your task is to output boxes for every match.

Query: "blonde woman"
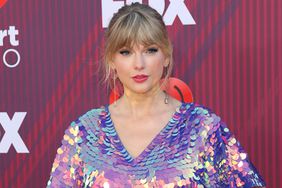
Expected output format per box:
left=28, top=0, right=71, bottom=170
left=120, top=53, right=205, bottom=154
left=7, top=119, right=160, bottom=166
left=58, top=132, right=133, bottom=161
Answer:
left=47, top=3, right=266, bottom=187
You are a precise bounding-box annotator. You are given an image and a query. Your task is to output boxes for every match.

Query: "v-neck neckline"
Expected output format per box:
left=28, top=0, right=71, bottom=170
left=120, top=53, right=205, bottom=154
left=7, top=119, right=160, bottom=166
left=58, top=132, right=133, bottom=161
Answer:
left=103, top=102, right=185, bottom=164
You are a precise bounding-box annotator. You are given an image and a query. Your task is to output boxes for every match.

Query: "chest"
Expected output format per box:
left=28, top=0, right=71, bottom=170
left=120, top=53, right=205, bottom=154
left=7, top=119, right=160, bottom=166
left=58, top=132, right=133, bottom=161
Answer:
left=81, top=116, right=202, bottom=186
left=110, top=114, right=173, bottom=159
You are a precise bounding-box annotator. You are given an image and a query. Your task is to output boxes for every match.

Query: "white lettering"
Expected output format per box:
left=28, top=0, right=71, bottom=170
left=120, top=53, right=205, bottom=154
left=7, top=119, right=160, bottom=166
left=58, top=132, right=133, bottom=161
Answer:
left=8, top=26, right=19, bottom=46
left=163, top=0, right=196, bottom=25
left=3, top=48, right=21, bottom=68
left=101, top=0, right=196, bottom=28
left=102, top=0, right=125, bottom=28
left=0, top=30, right=7, bottom=46
left=0, top=26, right=19, bottom=46
left=0, top=26, right=21, bottom=68
left=0, top=112, right=29, bottom=153
left=148, top=0, right=165, bottom=15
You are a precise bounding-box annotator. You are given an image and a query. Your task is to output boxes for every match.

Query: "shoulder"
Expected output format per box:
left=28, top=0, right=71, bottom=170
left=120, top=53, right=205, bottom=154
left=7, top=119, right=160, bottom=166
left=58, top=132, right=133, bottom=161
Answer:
left=75, top=105, right=106, bottom=125
left=183, top=102, right=221, bottom=123
left=63, top=105, right=108, bottom=138
left=182, top=102, right=223, bottom=136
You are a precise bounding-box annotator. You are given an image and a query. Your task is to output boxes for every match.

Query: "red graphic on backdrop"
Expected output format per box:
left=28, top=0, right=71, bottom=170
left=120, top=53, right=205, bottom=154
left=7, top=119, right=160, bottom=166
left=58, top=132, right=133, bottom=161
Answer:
left=109, top=77, right=193, bottom=104
left=0, top=0, right=7, bottom=8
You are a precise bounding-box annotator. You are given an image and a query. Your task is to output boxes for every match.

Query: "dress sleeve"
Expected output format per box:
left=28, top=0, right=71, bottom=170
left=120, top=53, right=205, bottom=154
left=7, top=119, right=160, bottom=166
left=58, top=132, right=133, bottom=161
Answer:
left=197, top=110, right=266, bottom=187
left=46, top=120, right=84, bottom=188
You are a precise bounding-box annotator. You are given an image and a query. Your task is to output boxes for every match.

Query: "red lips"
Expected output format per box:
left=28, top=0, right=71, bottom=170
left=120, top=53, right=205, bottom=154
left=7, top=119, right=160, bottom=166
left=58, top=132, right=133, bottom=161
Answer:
left=132, top=74, right=148, bottom=83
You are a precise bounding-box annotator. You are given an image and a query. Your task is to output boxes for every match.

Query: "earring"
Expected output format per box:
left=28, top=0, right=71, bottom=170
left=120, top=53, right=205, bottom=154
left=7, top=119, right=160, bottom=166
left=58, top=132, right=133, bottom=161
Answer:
left=164, top=90, right=169, bottom=104
left=163, top=66, right=169, bottom=104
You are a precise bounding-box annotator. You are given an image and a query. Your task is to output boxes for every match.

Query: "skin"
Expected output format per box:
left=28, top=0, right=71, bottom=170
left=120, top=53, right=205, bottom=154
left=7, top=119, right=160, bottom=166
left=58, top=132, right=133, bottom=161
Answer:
left=108, top=43, right=182, bottom=158
left=107, top=44, right=266, bottom=188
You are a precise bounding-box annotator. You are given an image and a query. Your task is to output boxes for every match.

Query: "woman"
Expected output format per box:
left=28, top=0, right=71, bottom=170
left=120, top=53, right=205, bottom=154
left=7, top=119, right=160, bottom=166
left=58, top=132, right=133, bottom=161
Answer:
left=47, top=3, right=266, bottom=187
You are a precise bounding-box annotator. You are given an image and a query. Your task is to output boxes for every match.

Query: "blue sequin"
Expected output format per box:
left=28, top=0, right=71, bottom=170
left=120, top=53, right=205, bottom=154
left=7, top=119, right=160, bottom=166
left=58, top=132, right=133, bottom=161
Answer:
left=47, top=102, right=266, bottom=187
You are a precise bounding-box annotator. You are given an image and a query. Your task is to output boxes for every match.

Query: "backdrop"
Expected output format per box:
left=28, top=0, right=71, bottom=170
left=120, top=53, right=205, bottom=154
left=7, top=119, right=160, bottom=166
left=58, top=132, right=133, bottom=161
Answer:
left=0, top=0, right=281, bottom=187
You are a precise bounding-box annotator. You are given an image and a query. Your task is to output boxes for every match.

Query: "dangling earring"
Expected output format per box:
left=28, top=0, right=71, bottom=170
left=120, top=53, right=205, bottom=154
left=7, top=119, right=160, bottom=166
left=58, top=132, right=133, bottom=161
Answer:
left=164, top=90, right=169, bottom=104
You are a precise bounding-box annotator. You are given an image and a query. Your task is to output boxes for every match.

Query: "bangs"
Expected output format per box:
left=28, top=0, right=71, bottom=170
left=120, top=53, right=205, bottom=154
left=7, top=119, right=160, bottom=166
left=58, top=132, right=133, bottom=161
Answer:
left=102, top=3, right=173, bottom=92
left=108, top=12, right=164, bottom=52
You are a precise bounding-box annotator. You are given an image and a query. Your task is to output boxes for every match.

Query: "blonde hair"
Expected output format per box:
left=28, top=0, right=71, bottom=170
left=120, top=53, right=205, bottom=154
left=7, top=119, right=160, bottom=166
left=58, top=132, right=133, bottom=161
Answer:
left=100, top=2, right=173, bottom=94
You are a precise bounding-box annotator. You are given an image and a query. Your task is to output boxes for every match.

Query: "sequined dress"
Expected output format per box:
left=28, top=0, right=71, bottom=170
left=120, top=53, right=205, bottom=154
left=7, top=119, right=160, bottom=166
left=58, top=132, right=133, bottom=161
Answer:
left=47, top=102, right=266, bottom=187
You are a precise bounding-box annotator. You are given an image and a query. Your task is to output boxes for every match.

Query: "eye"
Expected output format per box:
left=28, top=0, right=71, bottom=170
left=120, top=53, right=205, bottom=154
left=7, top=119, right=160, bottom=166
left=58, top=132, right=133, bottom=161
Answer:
left=146, top=47, right=158, bottom=54
left=119, top=49, right=131, bottom=56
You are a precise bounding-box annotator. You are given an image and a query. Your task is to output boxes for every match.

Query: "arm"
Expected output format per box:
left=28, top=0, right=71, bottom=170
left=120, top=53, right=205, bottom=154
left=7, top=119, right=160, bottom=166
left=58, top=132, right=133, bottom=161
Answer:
left=196, top=110, right=266, bottom=187
left=47, top=121, right=84, bottom=188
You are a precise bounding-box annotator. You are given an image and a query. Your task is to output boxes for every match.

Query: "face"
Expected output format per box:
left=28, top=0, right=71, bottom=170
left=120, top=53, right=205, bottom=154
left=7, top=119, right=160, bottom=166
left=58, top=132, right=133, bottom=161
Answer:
left=110, top=44, right=169, bottom=95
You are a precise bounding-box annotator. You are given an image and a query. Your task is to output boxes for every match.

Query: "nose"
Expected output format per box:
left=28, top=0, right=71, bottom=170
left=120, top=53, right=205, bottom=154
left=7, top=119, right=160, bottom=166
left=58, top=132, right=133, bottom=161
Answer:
left=134, top=53, right=145, bottom=70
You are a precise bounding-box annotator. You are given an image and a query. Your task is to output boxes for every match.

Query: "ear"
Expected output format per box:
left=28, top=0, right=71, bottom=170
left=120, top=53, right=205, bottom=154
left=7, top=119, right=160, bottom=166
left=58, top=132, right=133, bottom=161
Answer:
left=164, top=57, right=170, bottom=67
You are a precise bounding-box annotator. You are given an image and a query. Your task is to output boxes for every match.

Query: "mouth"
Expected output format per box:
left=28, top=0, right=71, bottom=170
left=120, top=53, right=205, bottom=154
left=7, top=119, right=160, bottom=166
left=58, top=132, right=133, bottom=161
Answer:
left=132, top=75, right=148, bottom=83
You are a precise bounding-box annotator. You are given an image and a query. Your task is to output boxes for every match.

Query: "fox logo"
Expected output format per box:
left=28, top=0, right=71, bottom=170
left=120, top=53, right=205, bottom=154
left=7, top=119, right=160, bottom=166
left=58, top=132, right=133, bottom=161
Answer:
left=102, top=0, right=196, bottom=28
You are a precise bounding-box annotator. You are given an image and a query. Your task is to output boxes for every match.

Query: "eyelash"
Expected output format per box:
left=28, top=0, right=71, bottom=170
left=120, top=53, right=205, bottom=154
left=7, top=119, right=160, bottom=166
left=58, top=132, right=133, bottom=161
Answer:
left=119, top=47, right=158, bottom=56
left=119, top=50, right=130, bottom=56
left=146, top=48, right=158, bottom=54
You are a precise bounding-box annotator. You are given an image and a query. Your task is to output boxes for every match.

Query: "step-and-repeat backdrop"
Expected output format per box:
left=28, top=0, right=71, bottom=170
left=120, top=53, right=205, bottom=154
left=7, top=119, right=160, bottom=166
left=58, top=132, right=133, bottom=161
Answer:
left=0, top=0, right=281, bottom=187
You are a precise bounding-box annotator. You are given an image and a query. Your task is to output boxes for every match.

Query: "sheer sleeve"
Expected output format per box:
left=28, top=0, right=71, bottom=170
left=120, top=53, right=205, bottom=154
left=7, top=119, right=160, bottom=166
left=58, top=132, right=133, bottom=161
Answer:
left=47, top=120, right=84, bottom=187
left=196, top=109, right=266, bottom=187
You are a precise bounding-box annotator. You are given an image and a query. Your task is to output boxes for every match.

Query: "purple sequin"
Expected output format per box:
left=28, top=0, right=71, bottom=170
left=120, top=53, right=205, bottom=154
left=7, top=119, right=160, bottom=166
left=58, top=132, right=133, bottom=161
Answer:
left=47, top=102, right=266, bottom=187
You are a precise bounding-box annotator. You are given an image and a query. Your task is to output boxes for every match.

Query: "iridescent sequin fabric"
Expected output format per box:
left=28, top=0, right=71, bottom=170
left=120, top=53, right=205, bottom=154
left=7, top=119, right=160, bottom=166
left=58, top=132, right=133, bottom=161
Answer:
left=47, top=102, right=266, bottom=187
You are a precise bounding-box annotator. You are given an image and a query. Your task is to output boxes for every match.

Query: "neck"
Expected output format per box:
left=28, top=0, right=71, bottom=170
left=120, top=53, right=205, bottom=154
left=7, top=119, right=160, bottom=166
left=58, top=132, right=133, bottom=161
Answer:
left=116, top=86, right=168, bottom=118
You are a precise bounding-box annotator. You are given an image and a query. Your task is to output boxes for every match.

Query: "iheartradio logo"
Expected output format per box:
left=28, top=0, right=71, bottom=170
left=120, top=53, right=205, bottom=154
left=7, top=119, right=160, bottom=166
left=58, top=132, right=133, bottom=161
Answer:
left=109, top=77, right=194, bottom=104
left=0, top=0, right=7, bottom=8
